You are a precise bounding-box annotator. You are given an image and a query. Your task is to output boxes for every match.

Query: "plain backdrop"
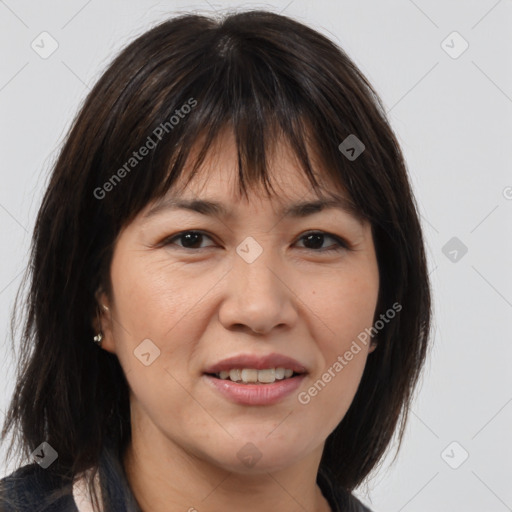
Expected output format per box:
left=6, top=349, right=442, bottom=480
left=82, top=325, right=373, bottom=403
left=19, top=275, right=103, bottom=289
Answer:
left=1, top=1, right=511, bottom=511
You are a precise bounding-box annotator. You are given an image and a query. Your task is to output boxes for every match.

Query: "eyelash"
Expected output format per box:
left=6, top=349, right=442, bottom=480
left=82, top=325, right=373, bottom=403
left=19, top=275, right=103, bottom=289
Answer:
left=160, top=230, right=350, bottom=253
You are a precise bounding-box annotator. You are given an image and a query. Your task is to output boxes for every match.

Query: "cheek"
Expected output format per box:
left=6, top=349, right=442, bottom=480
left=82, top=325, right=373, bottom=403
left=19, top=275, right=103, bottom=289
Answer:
left=300, top=268, right=378, bottom=422
left=309, top=265, right=379, bottom=348
left=107, top=249, right=231, bottom=399
left=109, top=249, right=225, bottom=343
left=298, top=303, right=374, bottom=439
left=300, top=352, right=367, bottom=443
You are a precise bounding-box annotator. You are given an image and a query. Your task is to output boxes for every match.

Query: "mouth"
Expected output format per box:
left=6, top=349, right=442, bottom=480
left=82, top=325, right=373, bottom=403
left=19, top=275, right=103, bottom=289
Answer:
left=203, top=354, right=309, bottom=405
left=203, top=372, right=306, bottom=405
left=203, top=353, right=308, bottom=405
left=206, top=367, right=304, bottom=384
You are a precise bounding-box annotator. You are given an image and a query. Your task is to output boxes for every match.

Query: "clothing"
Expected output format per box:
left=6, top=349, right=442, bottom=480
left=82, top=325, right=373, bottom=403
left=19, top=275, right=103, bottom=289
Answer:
left=0, top=443, right=373, bottom=512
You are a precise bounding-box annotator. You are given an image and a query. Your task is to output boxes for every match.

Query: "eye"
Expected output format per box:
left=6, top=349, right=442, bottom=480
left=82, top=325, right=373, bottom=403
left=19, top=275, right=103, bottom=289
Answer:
left=161, top=230, right=349, bottom=253
left=294, top=231, right=349, bottom=253
left=162, top=231, right=215, bottom=250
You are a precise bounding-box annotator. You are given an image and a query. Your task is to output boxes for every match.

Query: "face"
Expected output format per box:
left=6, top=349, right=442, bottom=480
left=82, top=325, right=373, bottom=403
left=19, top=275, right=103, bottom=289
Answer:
left=98, top=130, right=380, bottom=474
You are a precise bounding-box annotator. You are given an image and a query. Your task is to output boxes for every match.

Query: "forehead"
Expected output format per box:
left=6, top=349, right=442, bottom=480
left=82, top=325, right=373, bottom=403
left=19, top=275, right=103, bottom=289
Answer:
left=167, top=127, right=344, bottom=203
left=142, top=130, right=365, bottom=225
left=134, top=123, right=371, bottom=231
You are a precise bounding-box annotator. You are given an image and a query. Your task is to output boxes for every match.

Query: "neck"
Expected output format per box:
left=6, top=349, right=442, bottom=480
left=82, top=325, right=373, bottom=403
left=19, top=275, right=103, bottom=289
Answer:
left=123, top=422, right=332, bottom=512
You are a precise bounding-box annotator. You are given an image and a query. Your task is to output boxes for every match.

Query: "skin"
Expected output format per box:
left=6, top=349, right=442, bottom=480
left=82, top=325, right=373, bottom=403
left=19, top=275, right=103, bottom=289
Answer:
left=96, top=129, right=380, bottom=512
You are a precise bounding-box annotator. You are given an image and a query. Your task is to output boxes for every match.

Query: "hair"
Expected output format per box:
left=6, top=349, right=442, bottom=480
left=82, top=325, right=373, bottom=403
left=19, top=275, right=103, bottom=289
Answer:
left=1, top=8, right=431, bottom=510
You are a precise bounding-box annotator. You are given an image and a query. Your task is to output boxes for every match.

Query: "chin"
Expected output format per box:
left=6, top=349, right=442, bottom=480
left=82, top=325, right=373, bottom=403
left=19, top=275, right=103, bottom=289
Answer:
left=219, top=454, right=299, bottom=475
left=204, top=438, right=311, bottom=475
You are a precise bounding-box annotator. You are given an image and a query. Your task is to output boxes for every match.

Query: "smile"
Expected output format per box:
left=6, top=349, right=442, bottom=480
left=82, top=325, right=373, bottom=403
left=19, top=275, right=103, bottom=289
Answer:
left=213, top=367, right=297, bottom=384
left=204, top=374, right=306, bottom=405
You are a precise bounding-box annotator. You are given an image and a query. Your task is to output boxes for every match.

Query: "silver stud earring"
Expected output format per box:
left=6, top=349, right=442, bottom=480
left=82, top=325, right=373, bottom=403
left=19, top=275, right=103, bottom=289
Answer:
left=93, top=305, right=107, bottom=347
left=93, top=332, right=103, bottom=346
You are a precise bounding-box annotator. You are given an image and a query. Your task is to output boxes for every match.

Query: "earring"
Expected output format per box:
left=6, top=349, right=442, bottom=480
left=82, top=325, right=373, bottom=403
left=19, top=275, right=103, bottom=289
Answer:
left=93, top=306, right=106, bottom=347
left=93, top=332, right=103, bottom=346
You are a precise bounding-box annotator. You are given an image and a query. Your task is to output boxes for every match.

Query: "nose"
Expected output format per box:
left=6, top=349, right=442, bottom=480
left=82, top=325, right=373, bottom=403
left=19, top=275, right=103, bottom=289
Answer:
left=217, top=244, right=298, bottom=336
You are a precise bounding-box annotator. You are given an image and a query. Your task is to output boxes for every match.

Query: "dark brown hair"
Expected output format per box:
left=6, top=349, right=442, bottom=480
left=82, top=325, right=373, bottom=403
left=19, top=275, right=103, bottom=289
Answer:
left=1, top=8, right=431, bottom=508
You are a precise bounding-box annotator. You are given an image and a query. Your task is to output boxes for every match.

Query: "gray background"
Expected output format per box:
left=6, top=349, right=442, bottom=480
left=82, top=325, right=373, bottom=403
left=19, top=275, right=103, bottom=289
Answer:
left=1, top=1, right=511, bottom=511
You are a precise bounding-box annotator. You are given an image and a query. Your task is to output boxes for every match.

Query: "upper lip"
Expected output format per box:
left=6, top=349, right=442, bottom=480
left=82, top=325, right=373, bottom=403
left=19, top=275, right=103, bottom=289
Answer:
left=204, top=353, right=308, bottom=374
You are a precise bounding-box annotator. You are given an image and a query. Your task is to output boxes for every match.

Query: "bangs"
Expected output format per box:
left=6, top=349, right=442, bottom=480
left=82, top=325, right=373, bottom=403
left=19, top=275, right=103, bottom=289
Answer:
left=155, top=114, right=348, bottom=209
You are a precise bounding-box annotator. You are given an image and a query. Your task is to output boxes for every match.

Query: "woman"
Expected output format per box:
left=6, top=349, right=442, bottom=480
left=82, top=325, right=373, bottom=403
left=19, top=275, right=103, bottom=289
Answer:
left=0, top=9, right=431, bottom=512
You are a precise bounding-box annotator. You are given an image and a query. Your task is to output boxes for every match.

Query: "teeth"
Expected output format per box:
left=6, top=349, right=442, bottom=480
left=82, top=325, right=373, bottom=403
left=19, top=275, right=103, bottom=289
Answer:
left=229, top=369, right=241, bottom=382
left=215, top=367, right=297, bottom=384
left=241, top=369, right=259, bottom=383
left=256, top=368, right=275, bottom=383
left=275, top=367, right=285, bottom=380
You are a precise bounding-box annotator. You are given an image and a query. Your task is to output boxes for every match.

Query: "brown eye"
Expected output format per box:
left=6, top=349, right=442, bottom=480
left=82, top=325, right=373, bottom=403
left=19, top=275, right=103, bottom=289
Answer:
left=163, top=231, right=215, bottom=250
left=295, top=231, right=349, bottom=252
left=161, top=230, right=349, bottom=253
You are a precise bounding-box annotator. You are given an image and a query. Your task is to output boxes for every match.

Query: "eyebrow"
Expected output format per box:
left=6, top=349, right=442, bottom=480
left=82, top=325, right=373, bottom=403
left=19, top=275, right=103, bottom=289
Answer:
left=142, top=195, right=365, bottom=225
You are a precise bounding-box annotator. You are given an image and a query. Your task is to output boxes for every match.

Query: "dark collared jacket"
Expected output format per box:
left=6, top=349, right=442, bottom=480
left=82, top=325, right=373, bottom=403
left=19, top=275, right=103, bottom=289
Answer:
left=0, top=443, right=373, bottom=512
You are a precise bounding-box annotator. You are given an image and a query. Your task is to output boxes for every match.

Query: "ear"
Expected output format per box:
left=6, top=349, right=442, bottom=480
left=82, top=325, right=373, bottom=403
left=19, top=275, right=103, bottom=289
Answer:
left=93, top=288, right=116, bottom=354
left=368, top=340, right=378, bottom=354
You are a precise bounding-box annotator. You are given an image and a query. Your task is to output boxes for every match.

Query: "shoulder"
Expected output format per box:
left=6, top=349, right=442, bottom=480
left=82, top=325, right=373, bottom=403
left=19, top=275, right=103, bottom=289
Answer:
left=317, top=466, right=374, bottom=512
left=0, top=463, right=77, bottom=512
left=343, top=492, right=374, bottom=512
left=330, top=486, right=374, bottom=512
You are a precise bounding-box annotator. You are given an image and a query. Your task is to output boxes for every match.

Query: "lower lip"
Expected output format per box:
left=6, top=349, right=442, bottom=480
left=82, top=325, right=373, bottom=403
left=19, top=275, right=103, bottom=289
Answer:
left=204, top=374, right=306, bottom=405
